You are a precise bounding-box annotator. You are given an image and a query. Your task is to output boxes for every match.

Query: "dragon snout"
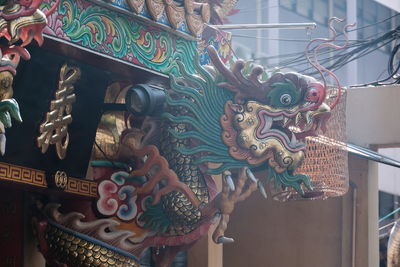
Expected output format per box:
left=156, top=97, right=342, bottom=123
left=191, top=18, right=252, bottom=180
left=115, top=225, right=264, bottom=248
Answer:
left=305, top=83, right=326, bottom=105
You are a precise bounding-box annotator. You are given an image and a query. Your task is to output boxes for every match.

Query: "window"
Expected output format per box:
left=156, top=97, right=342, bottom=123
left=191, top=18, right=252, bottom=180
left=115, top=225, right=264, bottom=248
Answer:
left=313, top=0, right=328, bottom=24
left=280, top=0, right=336, bottom=26
left=357, top=0, right=395, bottom=54
left=281, top=0, right=294, bottom=9
left=296, top=0, right=312, bottom=17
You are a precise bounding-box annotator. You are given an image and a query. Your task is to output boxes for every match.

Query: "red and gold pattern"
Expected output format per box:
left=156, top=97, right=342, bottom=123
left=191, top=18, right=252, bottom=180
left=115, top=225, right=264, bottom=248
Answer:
left=0, top=162, right=97, bottom=198
left=65, top=177, right=98, bottom=198
left=0, top=162, right=47, bottom=187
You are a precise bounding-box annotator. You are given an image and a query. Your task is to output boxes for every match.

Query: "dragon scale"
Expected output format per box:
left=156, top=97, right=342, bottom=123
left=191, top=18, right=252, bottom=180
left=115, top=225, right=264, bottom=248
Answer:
left=159, top=109, right=210, bottom=235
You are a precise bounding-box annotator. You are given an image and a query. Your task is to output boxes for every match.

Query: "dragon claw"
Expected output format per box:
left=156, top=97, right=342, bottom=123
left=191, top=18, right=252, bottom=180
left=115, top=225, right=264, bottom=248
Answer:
left=211, top=167, right=259, bottom=244
left=216, top=236, right=234, bottom=244
left=224, top=174, right=235, bottom=191
left=245, top=168, right=257, bottom=183
left=131, top=145, right=201, bottom=207
left=257, top=180, right=267, bottom=199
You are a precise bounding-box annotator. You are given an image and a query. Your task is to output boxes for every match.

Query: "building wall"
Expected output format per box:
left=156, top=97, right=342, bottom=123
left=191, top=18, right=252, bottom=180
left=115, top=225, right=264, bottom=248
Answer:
left=222, top=155, right=369, bottom=267
left=228, top=0, right=396, bottom=87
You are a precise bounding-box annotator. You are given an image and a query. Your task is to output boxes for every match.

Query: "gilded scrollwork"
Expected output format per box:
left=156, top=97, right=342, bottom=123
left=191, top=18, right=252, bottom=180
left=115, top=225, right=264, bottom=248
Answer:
left=124, top=0, right=210, bottom=36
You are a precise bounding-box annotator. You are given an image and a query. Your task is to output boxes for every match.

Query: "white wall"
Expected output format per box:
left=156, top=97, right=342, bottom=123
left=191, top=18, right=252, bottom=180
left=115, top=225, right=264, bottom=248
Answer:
left=346, top=85, right=400, bottom=147
left=378, top=147, right=400, bottom=196
left=346, top=84, right=400, bottom=267
left=374, top=0, right=400, bottom=12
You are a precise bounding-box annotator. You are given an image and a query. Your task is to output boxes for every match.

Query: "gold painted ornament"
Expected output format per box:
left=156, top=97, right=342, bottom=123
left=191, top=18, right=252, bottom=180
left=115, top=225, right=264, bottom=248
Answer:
left=37, top=63, right=81, bottom=160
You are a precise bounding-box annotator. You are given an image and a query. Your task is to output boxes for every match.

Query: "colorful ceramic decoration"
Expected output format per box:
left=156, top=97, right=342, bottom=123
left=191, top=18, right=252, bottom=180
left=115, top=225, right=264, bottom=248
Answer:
left=42, top=0, right=199, bottom=75
left=90, top=0, right=210, bottom=37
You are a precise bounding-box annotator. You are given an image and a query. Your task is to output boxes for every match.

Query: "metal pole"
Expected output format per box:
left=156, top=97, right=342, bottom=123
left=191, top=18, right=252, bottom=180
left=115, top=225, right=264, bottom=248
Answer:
left=267, top=0, right=280, bottom=65
left=346, top=0, right=358, bottom=86
left=352, top=185, right=357, bottom=267
left=212, top=22, right=317, bottom=30
left=256, top=0, right=262, bottom=60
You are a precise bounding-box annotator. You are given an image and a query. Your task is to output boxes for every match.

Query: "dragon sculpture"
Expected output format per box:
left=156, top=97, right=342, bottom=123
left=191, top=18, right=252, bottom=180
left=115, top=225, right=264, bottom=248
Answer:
left=33, top=18, right=353, bottom=267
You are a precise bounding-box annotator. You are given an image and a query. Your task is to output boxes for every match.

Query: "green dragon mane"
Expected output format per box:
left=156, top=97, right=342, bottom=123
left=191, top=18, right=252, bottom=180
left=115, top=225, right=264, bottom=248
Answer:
left=163, top=55, right=312, bottom=195
left=162, top=56, right=248, bottom=175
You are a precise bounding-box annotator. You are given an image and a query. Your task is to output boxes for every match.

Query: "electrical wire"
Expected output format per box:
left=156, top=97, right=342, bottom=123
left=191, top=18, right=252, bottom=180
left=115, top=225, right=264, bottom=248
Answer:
left=254, top=39, right=365, bottom=65
left=211, top=25, right=240, bottom=60
left=278, top=41, right=362, bottom=67
left=380, top=220, right=397, bottom=231
left=214, top=8, right=400, bottom=85
left=380, top=207, right=400, bottom=223
left=301, top=38, right=395, bottom=75
left=232, top=33, right=366, bottom=42
left=344, top=12, right=399, bottom=34
left=262, top=25, right=400, bottom=81
left=232, top=4, right=280, bottom=14
left=243, top=17, right=398, bottom=64
left=232, top=34, right=310, bottom=42
left=350, top=42, right=400, bottom=86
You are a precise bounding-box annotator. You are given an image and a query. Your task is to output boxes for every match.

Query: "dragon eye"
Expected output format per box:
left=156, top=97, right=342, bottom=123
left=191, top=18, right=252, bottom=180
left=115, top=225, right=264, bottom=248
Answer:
left=280, top=94, right=292, bottom=105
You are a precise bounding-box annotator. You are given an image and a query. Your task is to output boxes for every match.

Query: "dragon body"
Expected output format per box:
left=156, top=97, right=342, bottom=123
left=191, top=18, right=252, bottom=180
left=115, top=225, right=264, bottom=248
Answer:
left=146, top=46, right=333, bottom=236
left=158, top=119, right=209, bottom=235
left=92, top=42, right=340, bottom=246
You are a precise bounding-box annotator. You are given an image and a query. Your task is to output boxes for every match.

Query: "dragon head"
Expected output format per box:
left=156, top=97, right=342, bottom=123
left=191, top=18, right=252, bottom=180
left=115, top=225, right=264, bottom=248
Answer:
left=209, top=47, right=334, bottom=177
left=165, top=18, right=352, bottom=195
left=207, top=18, right=351, bottom=194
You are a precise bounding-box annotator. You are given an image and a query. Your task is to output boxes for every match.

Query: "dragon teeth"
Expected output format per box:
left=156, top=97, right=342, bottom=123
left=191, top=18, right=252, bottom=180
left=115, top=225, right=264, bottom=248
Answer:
left=304, top=111, right=312, bottom=124
left=290, top=132, right=297, bottom=145
left=261, top=114, right=273, bottom=134
left=282, top=117, right=290, bottom=127
left=295, top=113, right=302, bottom=126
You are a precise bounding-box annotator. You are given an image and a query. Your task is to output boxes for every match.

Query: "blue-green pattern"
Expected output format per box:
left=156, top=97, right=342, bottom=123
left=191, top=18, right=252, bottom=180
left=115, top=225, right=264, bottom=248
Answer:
left=42, top=0, right=198, bottom=75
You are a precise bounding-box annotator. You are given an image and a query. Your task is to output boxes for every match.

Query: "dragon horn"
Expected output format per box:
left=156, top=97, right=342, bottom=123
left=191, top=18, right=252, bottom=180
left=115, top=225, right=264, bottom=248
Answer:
left=207, top=45, right=269, bottom=103
left=305, top=17, right=356, bottom=109
left=305, top=18, right=343, bottom=105
left=208, top=45, right=241, bottom=87
left=313, top=21, right=356, bottom=109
